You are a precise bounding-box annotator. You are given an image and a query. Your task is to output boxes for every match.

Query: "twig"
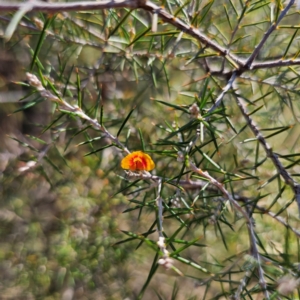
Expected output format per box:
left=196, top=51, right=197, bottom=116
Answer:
left=0, top=0, right=244, bottom=68
left=189, top=162, right=270, bottom=299
left=128, top=169, right=300, bottom=238
left=233, top=269, right=252, bottom=300
left=220, top=0, right=250, bottom=72
left=0, top=0, right=143, bottom=12
left=3, top=0, right=300, bottom=76
left=238, top=75, right=299, bottom=94
left=124, top=169, right=216, bottom=192
left=232, top=194, right=300, bottom=238
left=140, top=1, right=243, bottom=67
left=255, top=205, right=300, bottom=238
left=234, top=94, right=300, bottom=216
left=251, top=58, right=300, bottom=70
left=244, top=0, right=296, bottom=68
left=155, top=179, right=177, bottom=272
left=26, top=72, right=130, bottom=154
left=207, top=71, right=237, bottom=114
left=0, top=15, right=106, bottom=50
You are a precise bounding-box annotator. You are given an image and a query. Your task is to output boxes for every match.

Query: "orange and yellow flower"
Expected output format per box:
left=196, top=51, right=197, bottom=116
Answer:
left=121, top=151, right=155, bottom=172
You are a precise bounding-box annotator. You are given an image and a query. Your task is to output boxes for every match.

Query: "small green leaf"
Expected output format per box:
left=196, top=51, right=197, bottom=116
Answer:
left=84, top=144, right=113, bottom=157
left=31, top=16, right=56, bottom=71
left=117, top=107, right=135, bottom=137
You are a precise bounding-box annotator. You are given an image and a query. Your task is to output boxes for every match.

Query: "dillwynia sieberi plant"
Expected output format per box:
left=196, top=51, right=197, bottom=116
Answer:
left=1, top=0, right=300, bottom=299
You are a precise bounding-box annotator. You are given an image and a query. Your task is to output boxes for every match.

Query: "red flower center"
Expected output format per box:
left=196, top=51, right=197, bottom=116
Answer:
left=132, top=156, right=146, bottom=170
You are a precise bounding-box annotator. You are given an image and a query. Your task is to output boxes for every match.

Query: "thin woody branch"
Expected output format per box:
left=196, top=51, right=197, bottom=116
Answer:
left=0, top=0, right=245, bottom=68
left=139, top=2, right=243, bottom=68
left=207, top=71, right=237, bottom=114
left=128, top=171, right=300, bottom=239
left=239, top=75, right=299, bottom=94
left=26, top=72, right=130, bottom=154
left=235, top=96, right=294, bottom=185
left=251, top=58, right=300, bottom=70
left=188, top=162, right=270, bottom=299
left=244, top=0, right=295, bottom=68
left=255, top=205, right=300, bottom=238
left=2, top=0, right=300, bottom=75
left=0, top=0, right=143, bottom=12
left=234, top=94, right=300, bottom=216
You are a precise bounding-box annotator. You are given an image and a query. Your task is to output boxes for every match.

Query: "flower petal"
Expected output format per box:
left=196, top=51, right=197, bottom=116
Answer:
left=121, top=151, right=155, bottom=171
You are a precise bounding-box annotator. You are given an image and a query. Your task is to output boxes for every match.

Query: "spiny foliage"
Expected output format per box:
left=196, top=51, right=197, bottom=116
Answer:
left=0, top=0, right=300, bottom=299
